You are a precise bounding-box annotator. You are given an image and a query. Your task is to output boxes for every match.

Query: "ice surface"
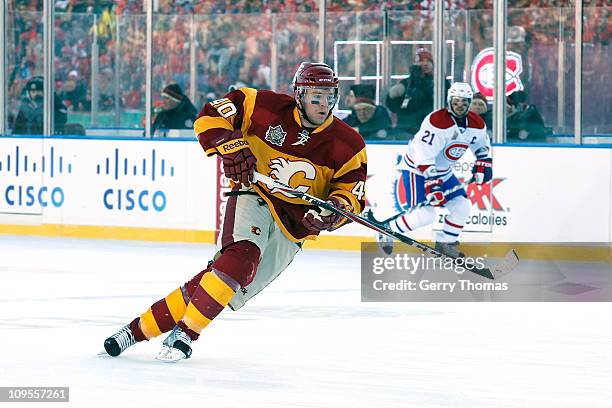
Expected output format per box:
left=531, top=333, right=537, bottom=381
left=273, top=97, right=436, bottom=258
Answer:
left=0, top=235, right=611, bottom=407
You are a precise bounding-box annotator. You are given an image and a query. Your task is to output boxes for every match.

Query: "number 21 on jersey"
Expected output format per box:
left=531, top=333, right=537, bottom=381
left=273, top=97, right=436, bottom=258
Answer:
left=421, top=130, right=435, bottom=145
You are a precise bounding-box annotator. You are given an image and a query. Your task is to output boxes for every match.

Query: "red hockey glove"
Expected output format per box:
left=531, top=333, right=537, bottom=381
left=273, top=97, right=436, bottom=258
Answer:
left=471, top=158, right=493, bottom=185
left=204, top=129, right=256, bottom=186
left=424, top=178, right=446, bottom=206
left=302, top=197, right=350, bottom=232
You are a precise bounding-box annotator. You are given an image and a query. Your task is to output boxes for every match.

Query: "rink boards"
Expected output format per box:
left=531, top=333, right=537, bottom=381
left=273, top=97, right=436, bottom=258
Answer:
left=0, top=136, right=610, bottom=250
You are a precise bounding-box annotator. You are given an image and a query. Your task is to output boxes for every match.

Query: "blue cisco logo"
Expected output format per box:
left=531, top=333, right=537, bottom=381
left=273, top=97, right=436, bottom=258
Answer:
left=97, top=148, right=174, bottom=212
left=0, top=146, right=69, bottom=208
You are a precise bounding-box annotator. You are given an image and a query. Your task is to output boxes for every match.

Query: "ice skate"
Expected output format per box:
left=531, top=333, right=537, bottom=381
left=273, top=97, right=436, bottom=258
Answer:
left=377, top=231, right=394, bottom=255
left=103, top=325, right=136, bottom=357
left=365, top=209, right=394, bottom=255
left=435, top=241, right=465, bottom=258
left=156, top=326, right=192, bottom=363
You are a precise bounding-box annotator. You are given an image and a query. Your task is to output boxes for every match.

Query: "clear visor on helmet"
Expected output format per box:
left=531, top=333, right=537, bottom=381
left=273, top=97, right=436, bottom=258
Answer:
left=298, top=87, right=338, bottom=108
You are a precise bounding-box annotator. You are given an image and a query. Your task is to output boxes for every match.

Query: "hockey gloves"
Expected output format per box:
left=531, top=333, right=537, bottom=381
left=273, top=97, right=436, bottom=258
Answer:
left=204, top=129, right=256, bottom=186
left=302, top=197, right=351, bottom=232
left=424, top=178, right=446, bottom=206
left=471, top=158, right=492, bottom=185
left=223, top=148, right=257, bottom=187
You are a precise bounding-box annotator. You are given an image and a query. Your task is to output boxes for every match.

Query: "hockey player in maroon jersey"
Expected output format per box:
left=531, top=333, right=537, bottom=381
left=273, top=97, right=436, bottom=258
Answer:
left=369, top=82, right=492, bottom=257
left=103, top=62, right=367, bottom=362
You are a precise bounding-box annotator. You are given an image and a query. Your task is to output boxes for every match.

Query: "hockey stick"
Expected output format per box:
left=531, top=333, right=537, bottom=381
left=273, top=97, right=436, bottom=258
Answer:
left=253, top=171, right=515, bottom=280
left=365, top=181, right=471, bottom=257
left=379, top=181, right=471, bottom=225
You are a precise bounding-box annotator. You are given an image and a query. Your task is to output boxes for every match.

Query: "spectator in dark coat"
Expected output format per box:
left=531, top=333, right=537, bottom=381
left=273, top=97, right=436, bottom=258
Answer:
left=344, top=83, right=376, bottom=125
left=344, top=83, right=376, bottom=112
left=506, top=91, right=548, bottom=142
left=61, top=70, right=88, bottom=111
left=470, top=92, right=492, bottom=131
left=386, top=48, right=435, bottom=139
left=12, top=76, right=67, bottom=135
left=344, top=96, right=392, bottom=141
left=151, top=83, right=198, bottom=136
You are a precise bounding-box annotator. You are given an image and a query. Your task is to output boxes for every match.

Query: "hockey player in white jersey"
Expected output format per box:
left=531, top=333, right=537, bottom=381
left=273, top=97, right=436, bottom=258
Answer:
left=370, top=82, right=492, bottom=256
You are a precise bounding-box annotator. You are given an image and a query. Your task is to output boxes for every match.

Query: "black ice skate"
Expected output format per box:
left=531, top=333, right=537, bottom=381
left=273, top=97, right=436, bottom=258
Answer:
left=435, top=241, right=465, bottom=258
left=103, top=324, right=136, bottom=357
left=156, top=326, right=192, bottom=363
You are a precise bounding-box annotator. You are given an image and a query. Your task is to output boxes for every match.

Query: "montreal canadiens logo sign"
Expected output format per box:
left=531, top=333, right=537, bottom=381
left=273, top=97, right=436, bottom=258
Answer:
left=471, top=47, right=523, bottom=100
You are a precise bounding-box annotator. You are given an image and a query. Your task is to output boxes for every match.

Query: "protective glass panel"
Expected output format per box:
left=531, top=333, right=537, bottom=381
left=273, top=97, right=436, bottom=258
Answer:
left=6, top=10, right=44, bottom=136
left=327, top=11, right=384, bottom=113
left=582, top=6, right=611, bottom=145
left=193, top=13, right=273, bottom=103
left=505, top=7, right=574, bottom=144
left=116, top=13, right=146, bottom=130
left=54, top=12, right=94, bottom=135
left=150, top=13, right=193, bottom=137
left=54, top=10, right=146, bottom=134
left=386, top=10, right=434, bottom=141
left=272, top=12, right=319, bottom=96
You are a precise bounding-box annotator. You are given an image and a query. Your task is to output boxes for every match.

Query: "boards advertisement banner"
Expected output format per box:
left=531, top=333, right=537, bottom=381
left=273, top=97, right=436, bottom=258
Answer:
left=1, top=137, right=610, bottom=244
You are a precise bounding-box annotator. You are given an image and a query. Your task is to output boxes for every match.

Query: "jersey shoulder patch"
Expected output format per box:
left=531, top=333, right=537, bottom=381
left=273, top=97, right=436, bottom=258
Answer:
left=467, top=111, right=486, bottom=129
left=428, top=109, right=455, bottom=129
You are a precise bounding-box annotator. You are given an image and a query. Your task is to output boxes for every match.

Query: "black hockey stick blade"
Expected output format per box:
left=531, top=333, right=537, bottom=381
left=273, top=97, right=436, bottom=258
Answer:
left=253, top=172, right=497, bottom=280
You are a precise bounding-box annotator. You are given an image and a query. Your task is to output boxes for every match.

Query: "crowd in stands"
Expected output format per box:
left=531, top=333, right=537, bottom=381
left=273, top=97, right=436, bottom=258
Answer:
left=5, top=0, right=611, bottom=137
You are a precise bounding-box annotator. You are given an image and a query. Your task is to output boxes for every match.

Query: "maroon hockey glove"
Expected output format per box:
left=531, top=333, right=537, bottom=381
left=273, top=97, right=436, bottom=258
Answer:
left=302, top=197, right=350, bottom=232
left=471, top=158, right=492, bottom=185
left=222, top=149, right=257, bottom=186
left=204, top=129, right=256, bottom=186
left=424, top=178, right=446, bottom=206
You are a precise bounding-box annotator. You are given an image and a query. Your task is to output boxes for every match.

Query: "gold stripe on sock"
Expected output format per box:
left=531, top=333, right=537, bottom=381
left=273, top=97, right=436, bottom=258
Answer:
left=165, top=288, right=187, bottom=323
left=182, top=302, right=212, bottom=334
left=200, top=272, right=235, bottom=306
left=139, top=308, right=162, bottom=339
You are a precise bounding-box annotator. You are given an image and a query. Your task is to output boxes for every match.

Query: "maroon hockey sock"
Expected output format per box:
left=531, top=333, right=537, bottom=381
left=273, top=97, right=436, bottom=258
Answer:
left=128, top=317, right=147, bottom=342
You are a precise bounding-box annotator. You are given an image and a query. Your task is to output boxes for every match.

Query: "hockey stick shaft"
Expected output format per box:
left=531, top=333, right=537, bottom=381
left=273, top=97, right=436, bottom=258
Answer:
left=253, top=171, right=494, bottom=280
left=383, top=182, right=470, bottom=224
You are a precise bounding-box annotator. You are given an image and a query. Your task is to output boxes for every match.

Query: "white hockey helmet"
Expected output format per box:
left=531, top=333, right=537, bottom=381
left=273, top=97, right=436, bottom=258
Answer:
left=447, top=82, right=473, bottom=118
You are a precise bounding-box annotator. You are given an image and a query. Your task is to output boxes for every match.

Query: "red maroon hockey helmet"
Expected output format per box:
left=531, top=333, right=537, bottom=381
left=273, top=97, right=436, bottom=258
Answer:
left=292, top=62, right=339, bottom=121
left=292, top=62, right=339, bottom=90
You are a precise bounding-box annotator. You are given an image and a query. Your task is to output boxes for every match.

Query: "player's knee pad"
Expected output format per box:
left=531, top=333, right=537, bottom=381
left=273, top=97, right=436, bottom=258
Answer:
left=445, top=195, right=471, bottom=224
left=405, top=205, right=436, bottom=229
left=212, top=241, right=261, bottom=288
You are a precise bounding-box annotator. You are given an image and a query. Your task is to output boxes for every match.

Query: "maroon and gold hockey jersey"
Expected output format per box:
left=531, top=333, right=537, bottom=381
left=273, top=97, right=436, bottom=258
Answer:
left=194, top=88, right=367, bottom=242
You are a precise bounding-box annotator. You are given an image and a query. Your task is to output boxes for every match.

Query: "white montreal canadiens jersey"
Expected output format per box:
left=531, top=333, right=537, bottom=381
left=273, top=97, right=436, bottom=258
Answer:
left=398, top=109, right=491, bottom=179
